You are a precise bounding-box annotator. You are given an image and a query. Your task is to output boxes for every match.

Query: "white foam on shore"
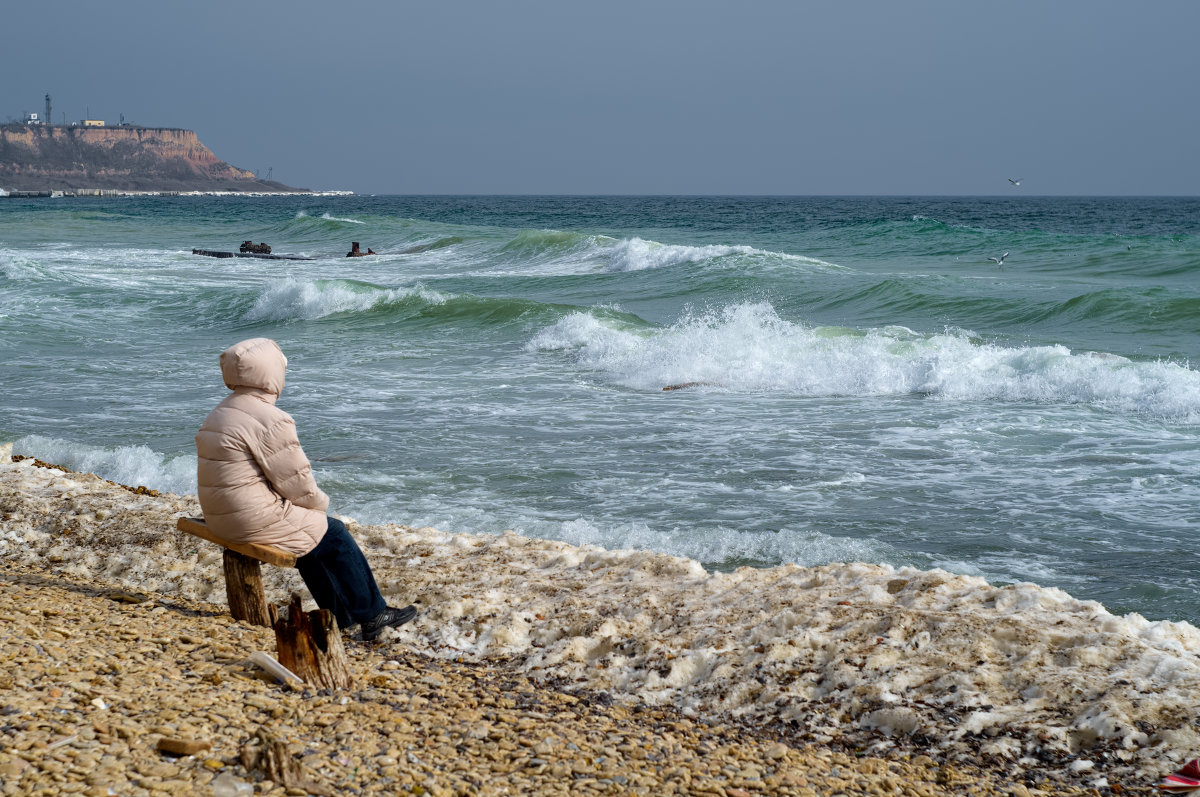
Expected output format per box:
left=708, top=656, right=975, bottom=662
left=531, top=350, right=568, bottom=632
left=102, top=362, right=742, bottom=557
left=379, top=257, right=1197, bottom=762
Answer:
left=2, top=458, right=1199, bottom=785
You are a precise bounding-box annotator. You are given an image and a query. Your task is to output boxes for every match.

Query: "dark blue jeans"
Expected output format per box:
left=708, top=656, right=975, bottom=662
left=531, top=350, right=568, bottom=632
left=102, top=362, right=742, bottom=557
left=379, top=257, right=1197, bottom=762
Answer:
left=295, top=517, right=386, bottom=630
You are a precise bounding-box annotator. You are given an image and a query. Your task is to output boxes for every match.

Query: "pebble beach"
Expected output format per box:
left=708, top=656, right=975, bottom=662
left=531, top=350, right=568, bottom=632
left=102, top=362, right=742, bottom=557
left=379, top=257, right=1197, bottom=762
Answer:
left=0, top=569, right=1028, bottom=797
left=4, top=450, right=1197, bottom=795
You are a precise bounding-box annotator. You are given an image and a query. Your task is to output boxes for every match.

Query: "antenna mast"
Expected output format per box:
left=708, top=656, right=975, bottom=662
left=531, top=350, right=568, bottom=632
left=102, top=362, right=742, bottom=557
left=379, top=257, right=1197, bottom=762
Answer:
left=45, top=94, right=51, bottom=126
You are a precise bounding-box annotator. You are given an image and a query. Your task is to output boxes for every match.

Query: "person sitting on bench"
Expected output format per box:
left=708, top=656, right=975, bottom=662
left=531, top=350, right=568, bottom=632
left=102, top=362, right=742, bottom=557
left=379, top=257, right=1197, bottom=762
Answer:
left=194, top=337, right=416, bottom=640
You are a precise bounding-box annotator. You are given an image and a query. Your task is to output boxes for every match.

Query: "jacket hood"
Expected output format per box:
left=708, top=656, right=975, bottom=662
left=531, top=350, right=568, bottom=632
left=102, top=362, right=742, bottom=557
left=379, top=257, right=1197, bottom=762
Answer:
left=219, top=338, right=287, bottom=397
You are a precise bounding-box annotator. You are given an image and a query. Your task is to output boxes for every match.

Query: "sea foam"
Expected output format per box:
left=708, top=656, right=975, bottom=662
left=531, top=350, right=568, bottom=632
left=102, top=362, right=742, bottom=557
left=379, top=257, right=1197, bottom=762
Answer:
left=548, top=515, right=893, bottom=570
left=0, top=250, right=44, bottom=281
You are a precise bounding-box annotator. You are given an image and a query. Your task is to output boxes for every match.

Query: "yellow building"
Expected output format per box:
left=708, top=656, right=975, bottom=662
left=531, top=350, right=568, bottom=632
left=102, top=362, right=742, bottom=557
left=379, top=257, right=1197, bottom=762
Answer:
left=82, top=119, right=105, bottom=127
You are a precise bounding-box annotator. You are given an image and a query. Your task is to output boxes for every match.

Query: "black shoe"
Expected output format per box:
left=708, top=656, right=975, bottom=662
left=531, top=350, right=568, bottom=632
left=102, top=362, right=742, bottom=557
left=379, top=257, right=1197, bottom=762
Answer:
left=361, top=605, right=417, bottom=641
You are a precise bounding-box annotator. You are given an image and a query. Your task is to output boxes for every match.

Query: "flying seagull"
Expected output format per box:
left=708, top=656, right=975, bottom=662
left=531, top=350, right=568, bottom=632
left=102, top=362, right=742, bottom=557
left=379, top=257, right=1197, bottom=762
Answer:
left=1008, top=178, right=1022, bottom=186
left=988, top=252, right=1009, bottom=266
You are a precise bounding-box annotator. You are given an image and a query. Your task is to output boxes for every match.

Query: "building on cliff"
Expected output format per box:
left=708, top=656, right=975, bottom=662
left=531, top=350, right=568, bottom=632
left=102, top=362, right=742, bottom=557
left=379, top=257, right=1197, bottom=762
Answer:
left=0, top=124, right=309, bottom=194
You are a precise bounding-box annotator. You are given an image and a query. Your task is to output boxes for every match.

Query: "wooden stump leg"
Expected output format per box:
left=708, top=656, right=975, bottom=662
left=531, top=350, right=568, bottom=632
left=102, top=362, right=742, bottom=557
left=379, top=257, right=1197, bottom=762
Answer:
left=222, top=549, right=272, bottom=627
left=273, top=593, right=353, bottom=690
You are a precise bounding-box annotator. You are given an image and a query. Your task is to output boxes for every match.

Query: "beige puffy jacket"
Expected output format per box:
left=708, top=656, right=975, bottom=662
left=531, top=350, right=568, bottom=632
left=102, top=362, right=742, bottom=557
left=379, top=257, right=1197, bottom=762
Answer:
left=195, top=338, right=329, bottom=555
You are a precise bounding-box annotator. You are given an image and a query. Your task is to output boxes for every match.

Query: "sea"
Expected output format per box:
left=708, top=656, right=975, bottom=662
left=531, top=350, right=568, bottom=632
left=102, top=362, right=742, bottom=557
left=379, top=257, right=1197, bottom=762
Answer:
left=2, top=195, right=1199, bottom=624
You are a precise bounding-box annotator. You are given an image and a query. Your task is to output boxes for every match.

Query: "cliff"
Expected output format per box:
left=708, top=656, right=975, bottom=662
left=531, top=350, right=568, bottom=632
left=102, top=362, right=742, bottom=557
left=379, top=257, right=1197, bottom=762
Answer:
left=0, top=125, right=306, bottom=193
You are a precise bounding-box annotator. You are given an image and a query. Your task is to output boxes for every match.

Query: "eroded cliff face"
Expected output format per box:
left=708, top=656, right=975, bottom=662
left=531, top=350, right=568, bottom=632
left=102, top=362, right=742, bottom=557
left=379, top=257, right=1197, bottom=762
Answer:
left=0, top=125, right=305, bottom=192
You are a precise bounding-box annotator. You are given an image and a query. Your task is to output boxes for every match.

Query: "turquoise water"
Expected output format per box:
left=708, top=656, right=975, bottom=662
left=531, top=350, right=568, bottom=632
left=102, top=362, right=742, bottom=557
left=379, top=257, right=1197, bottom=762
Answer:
left=2, top=195, right=1199, bottom=621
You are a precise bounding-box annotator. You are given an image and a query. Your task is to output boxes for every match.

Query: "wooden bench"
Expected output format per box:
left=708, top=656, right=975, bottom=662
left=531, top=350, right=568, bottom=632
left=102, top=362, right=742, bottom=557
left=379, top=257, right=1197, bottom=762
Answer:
left=177, top=516, right=296, bottom=627
left=177, top=516, right=354, bottom=689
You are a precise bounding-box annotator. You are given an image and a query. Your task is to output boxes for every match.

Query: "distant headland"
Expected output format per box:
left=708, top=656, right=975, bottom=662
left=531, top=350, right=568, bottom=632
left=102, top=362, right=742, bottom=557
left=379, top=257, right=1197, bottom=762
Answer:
left=0, top=119, right=336, bottom=196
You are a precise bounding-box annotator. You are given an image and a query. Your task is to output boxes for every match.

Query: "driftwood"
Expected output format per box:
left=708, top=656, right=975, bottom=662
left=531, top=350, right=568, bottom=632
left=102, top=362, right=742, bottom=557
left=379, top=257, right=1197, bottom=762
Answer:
left=270, top=593, right=353, bottom=690
left=240, top=726, right=333, bottom=796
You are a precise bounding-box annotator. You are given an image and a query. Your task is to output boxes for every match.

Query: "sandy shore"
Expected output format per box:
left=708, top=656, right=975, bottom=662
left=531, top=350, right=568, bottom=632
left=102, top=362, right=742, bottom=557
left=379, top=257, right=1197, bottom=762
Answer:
left=1, top=452, right=1185, bottom=794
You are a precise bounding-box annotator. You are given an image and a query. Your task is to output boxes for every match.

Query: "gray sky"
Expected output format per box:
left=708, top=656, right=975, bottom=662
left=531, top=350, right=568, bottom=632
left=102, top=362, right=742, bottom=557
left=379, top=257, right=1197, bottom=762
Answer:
left=4, top=1, right=1197, bottom=195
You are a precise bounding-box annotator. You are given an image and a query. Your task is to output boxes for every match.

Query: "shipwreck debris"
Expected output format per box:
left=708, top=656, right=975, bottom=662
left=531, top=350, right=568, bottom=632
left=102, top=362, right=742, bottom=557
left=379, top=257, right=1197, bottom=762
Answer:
left=191, top=248, right=314, bottom=261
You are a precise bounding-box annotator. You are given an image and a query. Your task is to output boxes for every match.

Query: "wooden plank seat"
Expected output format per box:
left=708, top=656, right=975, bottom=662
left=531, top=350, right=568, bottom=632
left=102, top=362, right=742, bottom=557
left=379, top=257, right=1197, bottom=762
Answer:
left=177, top=517, right=355, bottom=688
left=177, top=516, right=296, bottom=627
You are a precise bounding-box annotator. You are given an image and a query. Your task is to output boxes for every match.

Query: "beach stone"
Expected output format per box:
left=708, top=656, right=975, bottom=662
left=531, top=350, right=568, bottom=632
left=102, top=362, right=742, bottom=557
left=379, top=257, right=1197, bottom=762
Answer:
left=155, top=737, right=211, bottom=756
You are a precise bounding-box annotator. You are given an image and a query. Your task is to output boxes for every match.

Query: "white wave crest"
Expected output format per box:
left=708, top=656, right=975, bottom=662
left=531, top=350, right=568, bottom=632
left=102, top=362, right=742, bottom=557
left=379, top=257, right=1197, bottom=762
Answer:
left=605, top=237, right=835, bottom=272
left=606, top=238, right=754, bottom=272
left=13, top=434, right=196, bottom=496
left=320, top=212, right=365, bottom=224
left=293, top=210, right=364, bottom=224
left=243, top=279, right=445, bottom=322
left=529, top=302, right=1200, bottom=419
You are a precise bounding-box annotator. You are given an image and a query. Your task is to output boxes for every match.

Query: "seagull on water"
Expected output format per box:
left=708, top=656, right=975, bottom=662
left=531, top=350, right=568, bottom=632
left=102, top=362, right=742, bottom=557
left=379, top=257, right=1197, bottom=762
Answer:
left=988, top=251, right=1009, bottom=267
left=1008, top=178, right=1022, bottom=186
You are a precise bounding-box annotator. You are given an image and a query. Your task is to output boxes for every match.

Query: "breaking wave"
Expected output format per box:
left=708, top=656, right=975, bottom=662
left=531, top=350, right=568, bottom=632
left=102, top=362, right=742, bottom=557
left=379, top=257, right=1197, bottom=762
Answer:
left=238, top=278, right=615, bottom=330
left=12, top=434, right=196, bottom=496
left=242, top=279, right=447, bottom=322
left=604, top=237, right=837, bottom=273
left=528, top=302, right=1200, bottom=421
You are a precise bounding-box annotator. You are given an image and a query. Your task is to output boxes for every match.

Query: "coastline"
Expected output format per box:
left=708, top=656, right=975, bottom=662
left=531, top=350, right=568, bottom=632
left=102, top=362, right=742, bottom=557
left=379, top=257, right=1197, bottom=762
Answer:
left=0, top=565, right=1046, bottom=797
left=0, top=123, right=324, bottom=197
left=0, top=189, right=354, bottom=198
left=0, top=452, right=1187, bottom=794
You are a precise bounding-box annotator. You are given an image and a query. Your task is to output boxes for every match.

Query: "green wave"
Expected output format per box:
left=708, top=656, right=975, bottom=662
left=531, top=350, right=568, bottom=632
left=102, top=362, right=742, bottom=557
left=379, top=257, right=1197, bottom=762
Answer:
left=497, top=229, right=604, bottom=259
left=832, top=216, right=1200, bottom=279
left=212, top=276, right=651, bottom=334
left=1058, top=289, right=1200, bottom=329
left=397, top=293, right=614, bottom=330
left=797, top=275, right=1200, bottom=340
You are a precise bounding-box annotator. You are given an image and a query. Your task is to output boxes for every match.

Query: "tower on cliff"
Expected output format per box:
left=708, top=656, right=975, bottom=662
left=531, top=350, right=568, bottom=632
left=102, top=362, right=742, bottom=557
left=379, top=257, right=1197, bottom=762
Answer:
left=44, top=95, right=51, bottom=127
